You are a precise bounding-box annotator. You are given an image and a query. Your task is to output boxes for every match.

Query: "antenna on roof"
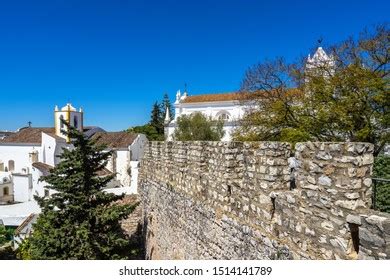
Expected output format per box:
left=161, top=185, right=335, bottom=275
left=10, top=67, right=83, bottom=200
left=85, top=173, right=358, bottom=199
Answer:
left=28, top=121, right=32, bottom=128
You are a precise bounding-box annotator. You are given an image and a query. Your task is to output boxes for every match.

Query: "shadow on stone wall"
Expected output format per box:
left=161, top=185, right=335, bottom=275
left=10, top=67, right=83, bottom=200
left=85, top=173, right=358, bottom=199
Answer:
left=135, top=141, right=390, bottom=260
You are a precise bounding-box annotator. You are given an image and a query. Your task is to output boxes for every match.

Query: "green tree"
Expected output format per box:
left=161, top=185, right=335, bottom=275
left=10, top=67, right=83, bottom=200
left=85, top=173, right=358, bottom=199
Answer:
left=0, top=225, right=16, bottom=259
left=150, top=101, right=164, bottom=135
left=161, top=93, right=174, bottom=123
left=373, top=155, right=390, bottom=213
left=0, top=225, right=14, bottom=246
left=127, top=124, right=164, bottom=141
left=129, top=94, right=173, bottom=141
left=174, top=112, right=225, bottom=141
left=234, top=24, right=390, bottom=155
left=24, top=125, right=137, bottom=259
left=0, top=225, right=8, bottom=246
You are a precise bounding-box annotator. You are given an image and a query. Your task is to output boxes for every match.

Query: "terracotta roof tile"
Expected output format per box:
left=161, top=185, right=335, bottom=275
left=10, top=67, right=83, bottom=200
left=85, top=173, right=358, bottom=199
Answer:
left=182, top=92, right=247, bottom=103
left=92, top=132, right=138, bottom=149
left=32, top=162, right=53, bottom=176
left=182, top=89, right=302, bottom=104
left=0, top=131, right=14, bottom=138
left=0, top=127, right=54, bottom=144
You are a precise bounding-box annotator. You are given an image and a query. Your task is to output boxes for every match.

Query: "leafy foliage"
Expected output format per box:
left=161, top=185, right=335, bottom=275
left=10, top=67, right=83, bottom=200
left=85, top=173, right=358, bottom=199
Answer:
left=24, top=125, right=137, bottom=259
left=234, top=24, right=390, bottom=155
left=150, top=102, right=164, bottom=135
left=0, top=244, right=16, bottom=260
left=16, top=237, right=32, bottom=260
left=173, top=112, right=225, bottom=141
left=373, top=155, right=390, bottom=213
left=127, top=124, right=164, bottom=141
left=0, top=225, right=16, bottom=260
left=128, top=94, right=173, bottom=141
left=0, top=225, right=14, bottom=246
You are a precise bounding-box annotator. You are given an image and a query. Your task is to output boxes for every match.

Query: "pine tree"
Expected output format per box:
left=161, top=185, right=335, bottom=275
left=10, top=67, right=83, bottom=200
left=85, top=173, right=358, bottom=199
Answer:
left=25, top=125, right=137, bottom=260
left=161, top=93, right=173, bottom=123
left=150, top=101, right=163, bottom=134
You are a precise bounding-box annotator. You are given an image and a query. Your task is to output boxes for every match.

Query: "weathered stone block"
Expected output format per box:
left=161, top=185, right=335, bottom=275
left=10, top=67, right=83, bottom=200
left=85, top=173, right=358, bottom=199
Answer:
left=359, top=228, right=385, bottom=247
left=319, top=175, right=332, bottom=187
left=346, top=214, right=362, bottom=225
left=321, top=220, right=334, bottom=231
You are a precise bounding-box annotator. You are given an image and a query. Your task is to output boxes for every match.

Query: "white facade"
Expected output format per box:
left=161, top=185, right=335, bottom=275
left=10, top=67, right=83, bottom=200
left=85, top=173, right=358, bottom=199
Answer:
left=104, top=134, right=147, bottom=192
left=165, top=91, right=248, bottom=141
left=0, top=103, right=147, bottom=226
left=0, top=133, right=66, bottom=204
left=0, top=144, right=40, bottom=173
left=12, top=174, right=32, bottom=202
left=41, top=132, right=67, bottom=167
left=130, top=134, right=148, bottom=161
left=0, top=172, right=13, bottom=204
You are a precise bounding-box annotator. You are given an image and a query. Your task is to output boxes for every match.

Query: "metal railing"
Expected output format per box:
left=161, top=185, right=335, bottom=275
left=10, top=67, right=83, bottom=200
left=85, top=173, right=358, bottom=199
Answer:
left=372, top=178, right=390, bottom=212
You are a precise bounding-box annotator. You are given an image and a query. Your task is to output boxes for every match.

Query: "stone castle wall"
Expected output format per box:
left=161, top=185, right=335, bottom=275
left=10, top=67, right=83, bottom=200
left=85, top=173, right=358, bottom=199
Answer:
left=138, top=141, right=390, bottom=260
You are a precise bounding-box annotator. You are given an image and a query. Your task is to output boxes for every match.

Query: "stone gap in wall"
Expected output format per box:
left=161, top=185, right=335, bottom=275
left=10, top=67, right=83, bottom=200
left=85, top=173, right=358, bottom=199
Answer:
left=349, top=223, right=360, bottom=255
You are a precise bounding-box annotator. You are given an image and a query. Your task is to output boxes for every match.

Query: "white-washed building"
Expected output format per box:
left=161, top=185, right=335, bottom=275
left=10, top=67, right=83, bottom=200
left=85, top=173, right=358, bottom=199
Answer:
left=0, top=103, right=147, bottom=226
left=165, top=91, right=249, bottom=141
left=0, top=172, right=13, bottom=204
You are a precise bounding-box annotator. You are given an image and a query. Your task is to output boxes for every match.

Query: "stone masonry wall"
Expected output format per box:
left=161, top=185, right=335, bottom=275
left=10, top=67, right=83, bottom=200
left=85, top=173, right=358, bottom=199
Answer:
left=138, top=141, right=390, bottom=260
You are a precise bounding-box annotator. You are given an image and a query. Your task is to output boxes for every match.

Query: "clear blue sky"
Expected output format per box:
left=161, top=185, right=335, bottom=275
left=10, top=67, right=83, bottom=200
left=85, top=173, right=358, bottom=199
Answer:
left=0, top=0, right=388, bottom=131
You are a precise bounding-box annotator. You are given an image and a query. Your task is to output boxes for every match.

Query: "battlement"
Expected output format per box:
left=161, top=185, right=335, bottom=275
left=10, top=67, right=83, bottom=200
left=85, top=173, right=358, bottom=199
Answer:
left=138, top=141, right=390, bottom=260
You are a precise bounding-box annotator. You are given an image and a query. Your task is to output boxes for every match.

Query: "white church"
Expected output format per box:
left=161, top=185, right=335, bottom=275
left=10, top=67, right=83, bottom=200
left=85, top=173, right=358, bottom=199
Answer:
left=165, top=91, right=248, bottom=141
left=0, top=103, right=147, bottom=226
left=165, top=47, right=334, bottom=141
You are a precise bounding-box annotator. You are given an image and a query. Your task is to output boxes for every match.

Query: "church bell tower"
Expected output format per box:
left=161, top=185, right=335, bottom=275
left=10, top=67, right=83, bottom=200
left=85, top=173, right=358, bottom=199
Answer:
left=54, top=103, right=84, bottom=142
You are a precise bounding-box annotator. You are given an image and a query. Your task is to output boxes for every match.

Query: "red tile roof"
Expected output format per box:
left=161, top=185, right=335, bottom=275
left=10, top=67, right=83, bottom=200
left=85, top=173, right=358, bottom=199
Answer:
left=182, top=92, right=247, bottom=103
left=182, top=89, right=302, bottom=104
left=0, top=127, right=54, bottom=144
left=92, top=132, right=139, bottom=149
left=32, top=162, right=54, bottom=175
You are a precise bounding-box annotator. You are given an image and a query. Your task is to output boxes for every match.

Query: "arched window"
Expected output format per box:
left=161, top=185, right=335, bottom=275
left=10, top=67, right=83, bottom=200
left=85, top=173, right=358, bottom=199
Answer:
left=216, top=111, right=231, bottom=121
left=8, top=160, right=15, bottom=172
left=3, top=187, right=9, bottom=196
left=74, top=116, right=78, bottom=128
left=0, top=162, right=4, bottom=172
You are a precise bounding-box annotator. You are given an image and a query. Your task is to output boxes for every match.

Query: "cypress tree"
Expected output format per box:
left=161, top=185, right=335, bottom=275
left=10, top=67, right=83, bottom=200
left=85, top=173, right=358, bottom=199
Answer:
left=161, top=93, right=173, bottom=123
left=150, top=101, right=163, bottom=134
left=25, top=125, right=137, bottom=259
